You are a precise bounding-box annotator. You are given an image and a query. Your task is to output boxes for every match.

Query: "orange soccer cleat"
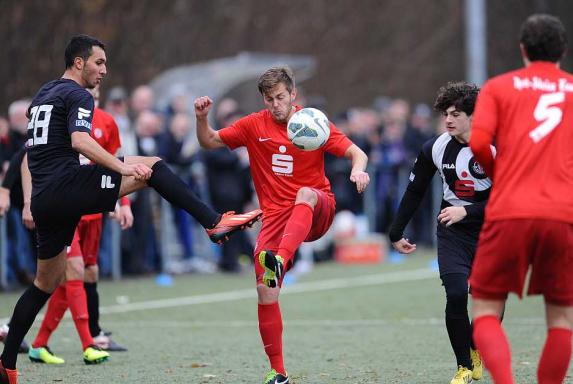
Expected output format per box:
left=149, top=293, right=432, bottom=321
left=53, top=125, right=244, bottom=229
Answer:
left=206, top=209, right=263, bottom=244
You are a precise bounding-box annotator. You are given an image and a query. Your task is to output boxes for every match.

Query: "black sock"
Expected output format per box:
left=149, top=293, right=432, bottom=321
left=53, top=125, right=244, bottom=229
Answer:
left=84, top=282, right=101, bottom=337
left=147, top=160, right=220, bottom=228
left=445, top=308, right=472, bottom=368
left=1, top=285, right=51, bottom=369
left=442, top=273, right=472, bottom=369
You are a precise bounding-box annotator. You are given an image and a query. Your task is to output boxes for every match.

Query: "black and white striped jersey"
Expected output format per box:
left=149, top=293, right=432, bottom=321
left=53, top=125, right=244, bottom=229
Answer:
left=389, top=132, right=495, bottom=242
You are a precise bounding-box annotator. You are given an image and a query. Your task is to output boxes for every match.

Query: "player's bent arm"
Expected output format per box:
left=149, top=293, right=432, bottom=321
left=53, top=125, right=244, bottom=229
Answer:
left=344, top=144, right=370, bottom=193
left=71, top=131, right=127, bottom=174
left=345, top=144, right=368, bottom=172
left=21, top=153, right=34, bottom=229
left=388, top=150, right=436, bottom=243
left=195, top=116, right=226, bottom=149
left=469, top=129, right=495, bottom=178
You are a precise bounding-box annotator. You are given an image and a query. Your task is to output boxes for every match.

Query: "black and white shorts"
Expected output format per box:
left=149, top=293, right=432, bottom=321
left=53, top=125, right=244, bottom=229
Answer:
left=31, top=163, right=122, bottom=260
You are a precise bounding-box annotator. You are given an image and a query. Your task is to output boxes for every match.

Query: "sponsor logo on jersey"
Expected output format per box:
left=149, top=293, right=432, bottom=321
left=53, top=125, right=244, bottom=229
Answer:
left=271, top=145, right=293, bottom=176
left=442, top=163, right=455, bottom=169
left=75, top=120, right=92, bottom=129
left=78, top=107, right=91, bottom=119
left=101, top=175, right=115, bottom=189
left=94, top=128, right=103, bottom=139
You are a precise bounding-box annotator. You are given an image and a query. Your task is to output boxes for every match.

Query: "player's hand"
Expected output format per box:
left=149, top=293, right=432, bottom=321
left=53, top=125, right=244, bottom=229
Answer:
left=22, top=202, right=35, bottom=230
left=113, top=204, right=134, bottom=230
left=438, top=206, right=467, bottom=227
left=350, top=170, right=370, bottom=193
left=392, top=238, right=417, bottom=254
left=0, top=187, right=10, bottom=217
left=194, top=96, right=213, bottom=118
left=121, top=163, right=152, bottom=181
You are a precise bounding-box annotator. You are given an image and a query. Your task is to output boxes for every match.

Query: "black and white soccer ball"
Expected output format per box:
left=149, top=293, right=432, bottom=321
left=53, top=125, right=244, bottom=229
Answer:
left=287, top=108, right=330, bottom=151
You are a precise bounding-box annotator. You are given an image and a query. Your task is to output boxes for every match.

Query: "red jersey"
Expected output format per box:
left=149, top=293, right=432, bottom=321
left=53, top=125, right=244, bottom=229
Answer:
left=471, top=61, right=573, bottom=223
left=81, top=107, right=122, bottom=221
left=219, top=108, right=353, bottom=214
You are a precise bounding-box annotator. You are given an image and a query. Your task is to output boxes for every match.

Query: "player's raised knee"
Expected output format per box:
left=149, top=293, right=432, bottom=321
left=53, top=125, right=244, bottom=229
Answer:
left=295, top=187, right=317, bottom=205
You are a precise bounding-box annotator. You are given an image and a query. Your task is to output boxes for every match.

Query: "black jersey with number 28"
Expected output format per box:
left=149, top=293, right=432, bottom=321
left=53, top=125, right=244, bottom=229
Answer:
left=26, top=79, right=94, bottom=197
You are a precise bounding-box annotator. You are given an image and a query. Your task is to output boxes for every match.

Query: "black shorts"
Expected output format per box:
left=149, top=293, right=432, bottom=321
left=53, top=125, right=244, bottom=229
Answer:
left=436, top=222, right=480, bottom=277
left=31, top=163, right=122, bottom=260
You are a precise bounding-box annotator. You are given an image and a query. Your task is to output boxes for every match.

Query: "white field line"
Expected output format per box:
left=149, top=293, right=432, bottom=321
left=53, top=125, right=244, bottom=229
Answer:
left=99, top=268, right=437, bottom=315
left=35, top=317, right=547, bottom=330
left=0, top=268, right=436, bottom=324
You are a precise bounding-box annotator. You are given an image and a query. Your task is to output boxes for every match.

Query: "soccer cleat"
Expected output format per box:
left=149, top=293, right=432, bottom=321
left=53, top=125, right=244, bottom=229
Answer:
left=450, top=366, right=473, bottom=384
left=0, top=360, right=18, bottom=384
left=83, top=345, right=110, bottom=365
left=0, top=324, right=29, bottom=354
left=28, top=346, right=65, bottom=364
left=258, top=250, right=285, bottom=288
left=263, top=369, right=289, bottom=384
left=470, top=348, right=483, bottom=380
left=206, top=209, right=263, bottom=244
left=93, top=332, right=128, bottom=352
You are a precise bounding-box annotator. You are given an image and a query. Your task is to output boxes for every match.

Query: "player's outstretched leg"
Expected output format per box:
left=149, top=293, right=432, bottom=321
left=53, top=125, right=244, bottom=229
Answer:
left=206, top=210, right=262, bottom=244
left=122, top=158, right=262, bottom=244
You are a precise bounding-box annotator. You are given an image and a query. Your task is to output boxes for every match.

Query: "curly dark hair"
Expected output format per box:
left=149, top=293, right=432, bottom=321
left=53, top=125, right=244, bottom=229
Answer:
left=433, top=81, right=480, bottom=116
left=520, top=14, right=567, bottom=63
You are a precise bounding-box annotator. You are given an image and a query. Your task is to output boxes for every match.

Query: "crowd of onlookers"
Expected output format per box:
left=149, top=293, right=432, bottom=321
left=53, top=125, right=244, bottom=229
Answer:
left=0, top=84, right=448, bottom=289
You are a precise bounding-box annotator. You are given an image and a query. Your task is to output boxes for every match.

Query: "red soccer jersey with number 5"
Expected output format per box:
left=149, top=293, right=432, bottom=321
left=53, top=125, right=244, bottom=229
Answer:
left=218, top=108, right=353, bottom=214
left=471, top=61, right=573, bottom=223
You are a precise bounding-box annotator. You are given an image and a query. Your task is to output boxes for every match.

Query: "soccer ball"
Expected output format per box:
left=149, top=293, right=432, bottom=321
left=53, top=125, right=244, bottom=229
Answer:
left=287, top=108, right=330, bottom=151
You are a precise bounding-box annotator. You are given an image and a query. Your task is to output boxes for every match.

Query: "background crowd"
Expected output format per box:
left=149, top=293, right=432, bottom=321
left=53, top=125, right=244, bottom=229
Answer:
left=0, top=83, right=446, bottom=289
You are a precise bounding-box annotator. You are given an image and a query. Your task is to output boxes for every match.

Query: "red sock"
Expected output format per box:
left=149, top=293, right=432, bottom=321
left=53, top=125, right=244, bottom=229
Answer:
left=538, top=327, right=572, bottom=384
left=277, top=203, right=313, bottom=266
left=258, top=302, right=285, bottom=375
left=473, top=315, right=514, bottom=384
left=32, top=285, right=68, bottom=348
left=66, top=280, right=93, bottom=350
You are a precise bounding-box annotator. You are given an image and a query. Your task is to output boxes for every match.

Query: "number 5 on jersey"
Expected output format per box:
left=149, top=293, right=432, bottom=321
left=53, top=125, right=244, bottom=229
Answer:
left=530, top=92, right=564, bottom=143
left=27, top=104, right=53, bottom=146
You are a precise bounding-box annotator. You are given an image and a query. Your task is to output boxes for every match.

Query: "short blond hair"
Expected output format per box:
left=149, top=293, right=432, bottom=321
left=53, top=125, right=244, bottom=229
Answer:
left=257, top=66, right=295, bottom=95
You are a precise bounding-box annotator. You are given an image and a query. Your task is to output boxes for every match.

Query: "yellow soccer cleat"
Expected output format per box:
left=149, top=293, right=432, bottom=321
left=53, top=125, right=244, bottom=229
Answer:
left=28, top=346, right=65, bottom=364
left=471, top=348, right=483, bottom=380
left=451, top=365, right=473, bottom=384
left=83, top=345, right=109, bottom=365
left=258, top=250, right=284, bottom=288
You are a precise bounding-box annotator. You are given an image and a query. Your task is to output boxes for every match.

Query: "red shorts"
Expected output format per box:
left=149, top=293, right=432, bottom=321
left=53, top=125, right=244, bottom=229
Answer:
left=67, top=218, right=103, bottom=266
left=470, top=219, right=573, bottom=306
left=254, top=188, right=335, bottom=284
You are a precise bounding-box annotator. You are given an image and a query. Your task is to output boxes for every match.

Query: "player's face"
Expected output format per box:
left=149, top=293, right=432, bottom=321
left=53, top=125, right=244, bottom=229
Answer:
left=443, top=106, right=471, bottom=143
left=263, top=83, right=296, bottom=124
left=81, top=46, right=107, bottom=89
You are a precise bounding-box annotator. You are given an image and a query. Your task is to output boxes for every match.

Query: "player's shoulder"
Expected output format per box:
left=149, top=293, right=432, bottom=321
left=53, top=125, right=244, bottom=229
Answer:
left=421, top=133, right=447, bottom=158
